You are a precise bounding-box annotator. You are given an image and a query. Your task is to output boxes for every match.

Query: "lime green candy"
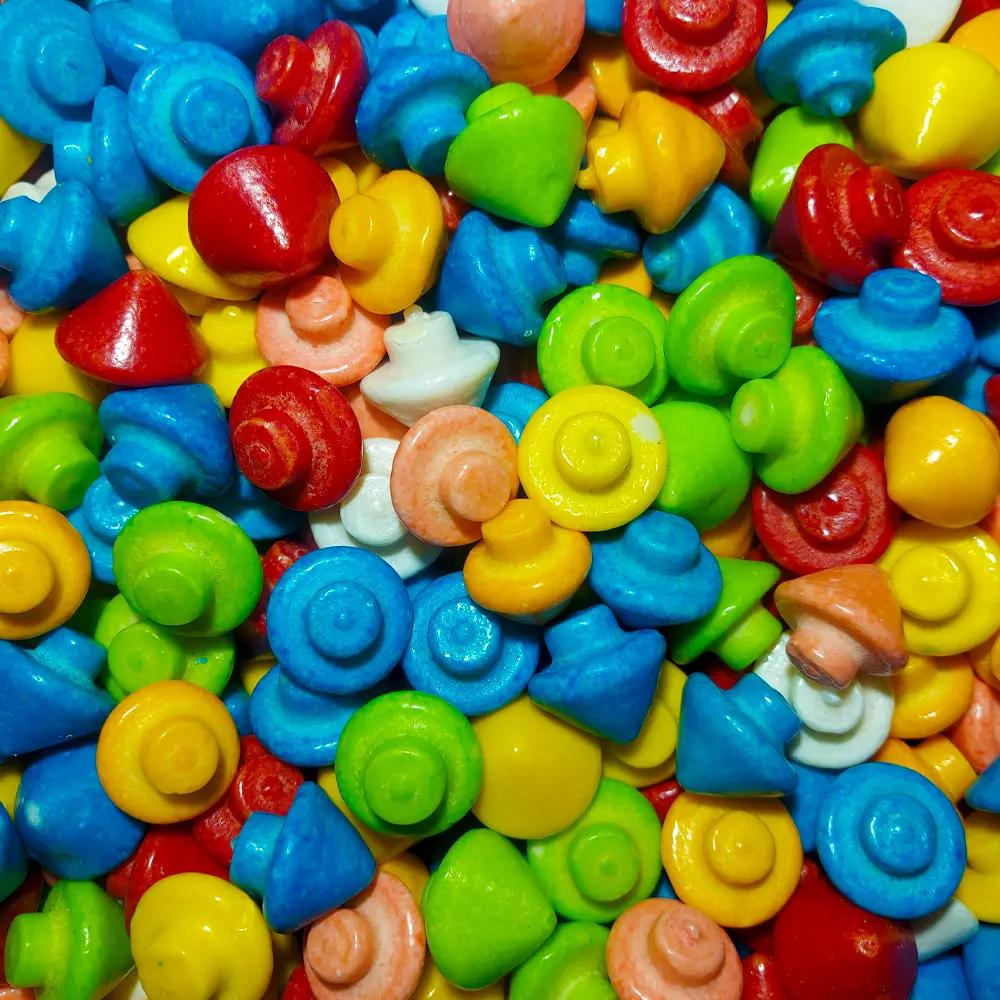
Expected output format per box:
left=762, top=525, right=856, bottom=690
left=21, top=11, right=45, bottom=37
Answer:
left=538, top=285, right=669, bottom=405
left=336, top=690, right=483, bottom=838
left=526, top=778, right=661, bottom=924
left=112, top=501, right=262, bottom=638
left=731, top=345, right=864, bottom=494
left=95, top=593, right=235, bottom=701
left=651, top=400, right=751, bottom=531
left=0, top=392, right=101, bottom=510
left=669, top=558, right=782, bottom=670
left=5, top=880, right=132, bottom=1000
left=665, top=256, right=795, bottom=398
left=423, top=828, right=556, bottom=990
left=445, top=83, right=586, bottom=228
left=750, top=107, right=855, bottom=225
left=510, top=922, right=615, bottom=1000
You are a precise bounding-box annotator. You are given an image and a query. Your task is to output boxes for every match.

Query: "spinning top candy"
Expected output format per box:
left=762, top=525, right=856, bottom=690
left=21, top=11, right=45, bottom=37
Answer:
left=88, top=0, right=181, bottom=90
left=510, top=922, right=613, bottom=1000
left=891, top=653, right=975, bottom=741
left=196, top=300, right=266, bottom=407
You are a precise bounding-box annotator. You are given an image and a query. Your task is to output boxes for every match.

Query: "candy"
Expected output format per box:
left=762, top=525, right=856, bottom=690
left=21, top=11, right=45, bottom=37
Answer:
left=88, top=0, right=181, bottom=90
left=948, top=676, right=1000, bottom=773
left=889, top=653, right=975, bottom=743
left=876, top=735, right=977, bottom=803
left=196, top=301, right=265, bottom=406
left=510, top=921, right=612, bottom=1000
left=911, top=897, right=979, bottom=960
left=0, top=117, right=43, bottom=196
left=550, top=190, right=641, bottom=288
left=857, top=0, right=961, bottom=46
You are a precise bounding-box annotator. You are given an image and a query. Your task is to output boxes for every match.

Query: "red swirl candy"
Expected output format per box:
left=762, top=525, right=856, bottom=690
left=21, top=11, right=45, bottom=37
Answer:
left=241, top=539, right=314, bottom=651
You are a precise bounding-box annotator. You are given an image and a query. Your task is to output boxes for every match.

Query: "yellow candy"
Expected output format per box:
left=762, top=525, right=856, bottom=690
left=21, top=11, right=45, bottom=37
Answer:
left=577, top=33, right=655, bottom=119
left=603, top=661, right=685, bottom=786
left=970, top=630, right=1000, bottom=690
left=663, top=793, right=802, bottom=928
left=196, top=300, right=265, bottom=407
left=879, top=521, right=1000, bottom=656
left=0, top=760, right=22, bottom=817
left=890, top=653, right=975, bottom=739
left=958, top=810, right=1000, bottom=922
left=597, top=255, right=654, bottom=297
left=0, top=116, right=43, bottom=194
left=578, top=92, right=725, bottom=234
left=518, top=385, right=667, bottom=532
left=380, top=852, right=429, bottom=903
left=473, top=696, right=602, bottom=840
left=951, top=11, right=1000, bottom=71
left=4, top=314, right=104, bottom=403
left=240, top=654, right=275, bottom=696
left=874, top=735, right=977, bottom=803
left=463, top=498, right=591, bottom=620
left=884, top=397, right=1000, bottom=529
left=701, top=497, right=754, bottom=560
left=127, top=197, right=259, bottom=301
left=131, top=873, right=273, bottom=1000
left=413, top=962, right=506, bottom=1000
left=96, top=680, right=240, bottom=823
left=320, top=148, right=383, bottom=201
left=858, top=43, right=1000, bottom=178
left=329, top=170, right=445, bottom=315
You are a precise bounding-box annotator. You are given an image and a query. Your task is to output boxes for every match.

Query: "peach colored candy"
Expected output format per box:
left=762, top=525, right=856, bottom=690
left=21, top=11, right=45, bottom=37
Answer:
left=448, top=0, right=586, bottom=86
left=0, top=280, right=24, bottom=338
left=533, top=71, right=599, bottom=127
left=774, top=564, right=909, bottom=689
left=390, top=405, right=519, bottom=547
left=343, top=383, right=407, bottom=442
left=949, top=677, right=1000, bottom=773
left=256, top=269, right=389, bottom=386
left=304, top=872, right=425, bottom=1000
left=607, top=898, right=742, bottom=1000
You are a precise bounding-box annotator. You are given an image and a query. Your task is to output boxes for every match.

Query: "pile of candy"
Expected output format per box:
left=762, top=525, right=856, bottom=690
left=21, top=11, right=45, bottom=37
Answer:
left=3, top=0, right=1000, bottom=997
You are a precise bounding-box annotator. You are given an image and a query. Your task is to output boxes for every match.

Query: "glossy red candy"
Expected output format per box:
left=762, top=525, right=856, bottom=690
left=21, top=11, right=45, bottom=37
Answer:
left=742, top=954, right=786, bottom=1000
left=436, top=182, right=470, bottom=234
left=256, top=21, right=368, bottom=156
left=753, top=445, right=899, bottom=576
left=781, top=265, right=827, bottom=345
left=955, top=0, right=1000, bottom=26
left=189, top=146, right=339, bottom=288
left=55, top=270, right=207, bottom=386
left=769, top=144, right=908, bottom=291
left=622, top=0, right=767, bottom=93
left=241, top=539, right=315, bottom=650
left=893, top=169, right=1000, bottom=307
left=640, top=779, right=682, bottom=822
left=987, top=374, right=1000, bottom=430
left=283, top=967, right=316, bottom=1000
left=230, top=365, right=362, bottom=511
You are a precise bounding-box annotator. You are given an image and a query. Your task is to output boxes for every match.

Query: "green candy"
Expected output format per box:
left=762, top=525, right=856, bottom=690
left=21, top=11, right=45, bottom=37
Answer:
left=423, top=828, right=556, bottom=990
left=0, top=392, right=101, bottom=510
left=666, top=256, right=794, bottom=398
left=537, top=285, right=669, bottom=405
left=5, top=880, right=132, bottom=1000
left=112, top=501, right=262, bottom=638
left=510, top=923, right=615, bottom=1000
left=95, top=594, right=235, bottom=701
left=445, top=83, right=586, bottom=228
left=669, top=558, right=782, bottom=670
left=750, top=107, right=855, bottom=225
left=731, top=345, right=864, bottom=494
left=651, top=399, right=751, bottom=531
left=526, top=778, right=661, bottom=924
left=336, top=690, right=483, bottom=838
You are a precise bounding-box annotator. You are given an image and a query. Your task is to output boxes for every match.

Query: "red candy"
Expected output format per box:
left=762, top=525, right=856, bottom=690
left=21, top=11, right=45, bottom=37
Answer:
left=987, top=373, right=1000, bottom=430
left=769, top=144, right=908, bottom=291
left=622, top=0, right=767, bottom=93
left=894, top=169, right=1000, bottom=307
left=230, top=365, right=363, bottom=511
left=55, top=270, right=207, bottom=387
left=189, top=146, right=339, bottom=288
left=954, top=0, right=1000, bottom=26
left=781, top=265, right=828, bottom=345
left=639, top=779, right=682, bottom=822
left=742, top=954, right=785, bottom=1000
left=752, top=445, right=900, bottom=576
left=241, top=539, right=315, bottom=650
left=283, top=967, right=316, bottom=1000
left=256, top=21, right=368, bottom=156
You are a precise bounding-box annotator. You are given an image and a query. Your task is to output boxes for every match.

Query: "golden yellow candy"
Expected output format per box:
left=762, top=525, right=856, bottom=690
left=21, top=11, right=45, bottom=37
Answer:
left=957, top=810, right=1000, bottom=922
left=951, top=11, right=1000, bottom=71
left=131, top=873, right=273, bottom=1000
left=473, top=696, right=602, bottom=840
left=890, top=653, right=975, bottom=739
left=701, top=497, right=754, bottom=560
left=196, top=300, right=265, bottom=407
left=577, top=33, right=655, bottom=119
left=381, top=852, right=429, bottom=903
left=518, top=385, right=667, bottom=533
left=320, top=148, right=383, bottom=201
left=578, top=92, right=725, bottom=234
left=413, top=961, right=506, bottom=1000
left=970, top=630, right=1000, bottom=690
left=0, top=760, right=22, bottom=818
left=604, top=662, right=686, bottom=787
left=874, top=735, right=977, bottom=803
left=240, top=654, right=275, bottom=696
left=597, top=255, right=654, bottom=297
left=0, top=116, right=43, bottom=195
left=858, top=43, right=1000, bottom=178
left=880, top=521, right=1000, bottom=656
left=663, top=793, right=802, bottom=928
left=3, top=315, right=104, bottom=403
left=97, top=680, right=239, bottom=823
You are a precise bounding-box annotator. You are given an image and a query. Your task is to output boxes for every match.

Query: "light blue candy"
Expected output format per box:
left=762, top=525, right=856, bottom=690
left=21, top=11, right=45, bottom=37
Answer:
left=964, top=924, right=1000, bottom=1000
left=784, top=761, right=838, bottom=853
left=90, top=0, right=181, bottom=88
left=222, top=677, right=253, bottom=736
left=484, top=382, right=548, bottom=443
left=972, top=301, right=1000, bottom=370
left=69, top=477, right=138, bottom=584
left=0, top=810, right=25, bottom=904
left=586, top=0, right=623, bottom=34
left=965, top=757, right=1000, bottom=814
left=936, top=359, right=989, bottom=414
left=212, top=472, right=304, bottom=542
left=653, top=871, right=677, bottom=900
left=371, top=11, right=452, bottom=67
left=912, top=955, right=970, bottom=1000
left=549, top=191, right=641, bottom=287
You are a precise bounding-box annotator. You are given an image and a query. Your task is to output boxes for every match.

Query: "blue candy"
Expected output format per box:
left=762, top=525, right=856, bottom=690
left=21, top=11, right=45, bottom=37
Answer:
left=98, top=384, right=234, bottom=508
left=371, top=11, right=452, bottom=66
left=784, top=761, right=838, bottom=854
left=89, top=0, right=181, bottom=88
left=212, top=472, right=304, bottom=542
left=529, top=604, right=665, bottom=744
left=974, top=302, right=1000, bottom=370
left=643, top=184, right=760, bottom=295
left=815, top=762, right=966, bottom=919
left=15, top=741, right=145, bottom=879
left=127, top=41, right=271, bottom=193
left=912, top=955, right=970, bottom=1000
left=0, top=629, right=114, bottom=757
left=756, top=0, right=905, bottom=118
left=267, top=548, right=412, bottom=696
left=0, top=181, right=128, bottom=312
left=936, top=359, right=990, bottom=414
left=69, top=476, right=138, bottom=584
left=964, top=923, right=1000, bottom=1000
left=0, top=0, right=107, bottom=143
left=222, top=677, right=253, bottom=736
left=588, top=512, right=721, bottom=629
left=548, top=191, right=641, bottom=287
left=437, top=211, right=568, bottom=346
left=814, top=270, right=976, bottom=404
left=404, top=572, right=540, bottom=715
left=329, top=0, right=411, bottom=28
left=231, top=782, right=376, bottom=933
left=676, top=673, right=801, bottom=796
left=653, top=871, right=677, bottom=900
left=0, top=810, right=26, bottom=904
left=483, top=381, right=548, bottom=444
left=966, top=757, right=1000, bottom=814
left=586, top=0, right=623, bottom=34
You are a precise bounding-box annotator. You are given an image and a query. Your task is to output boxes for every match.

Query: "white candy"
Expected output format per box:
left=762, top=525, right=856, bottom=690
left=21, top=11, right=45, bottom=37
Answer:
left=912, top=898, right=979, bottom=960
left=309, top=438, right=441, bottom=579
left=856, top=0, right=962, bottom=46
left=1, top=169, right=56, bottom=204
left=412, top=0, right=449, bottom=14
left=360, top=308, right=499, bottom=426
left=754, top=633, right=893, bottom=769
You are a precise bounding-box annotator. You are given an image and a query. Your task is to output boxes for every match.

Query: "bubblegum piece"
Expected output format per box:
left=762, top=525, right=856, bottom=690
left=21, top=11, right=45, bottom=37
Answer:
left=69, top=476, right=139, bottom=583
left=89, top=0, right=181, bottom=88
left=484, top=381, right=548, bottom=443
left=549, top=190, right=641, bottom=288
